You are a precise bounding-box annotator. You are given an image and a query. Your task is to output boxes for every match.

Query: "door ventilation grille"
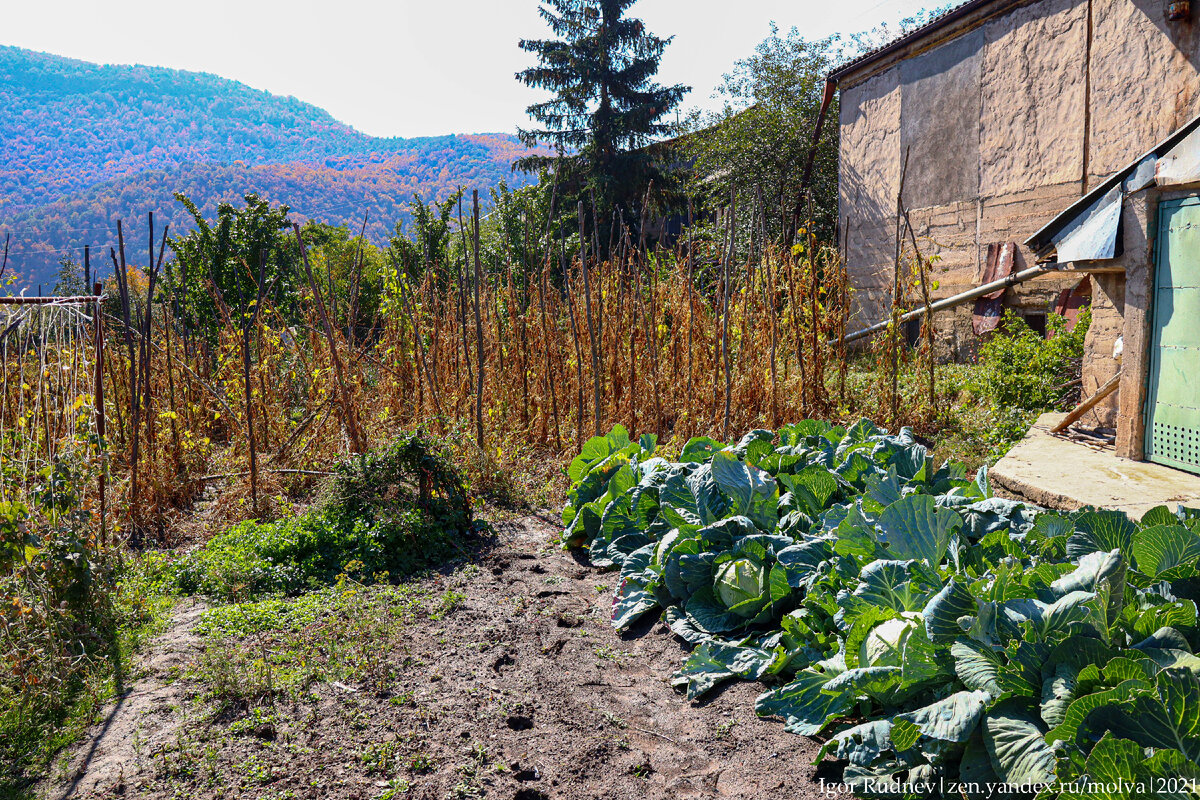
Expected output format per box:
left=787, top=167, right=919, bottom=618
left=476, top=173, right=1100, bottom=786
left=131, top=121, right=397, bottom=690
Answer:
left=1151, top=422, right=1200, bottom=470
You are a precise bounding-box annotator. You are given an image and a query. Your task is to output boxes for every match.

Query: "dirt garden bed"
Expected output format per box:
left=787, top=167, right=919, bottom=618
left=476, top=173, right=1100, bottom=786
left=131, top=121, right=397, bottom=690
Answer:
left=47, top=514, right=847, bottom=800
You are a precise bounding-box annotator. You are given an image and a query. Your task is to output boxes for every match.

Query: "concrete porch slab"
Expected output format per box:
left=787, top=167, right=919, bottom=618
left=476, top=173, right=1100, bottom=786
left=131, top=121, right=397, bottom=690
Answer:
left=990, top=412, right=1200, bottom=519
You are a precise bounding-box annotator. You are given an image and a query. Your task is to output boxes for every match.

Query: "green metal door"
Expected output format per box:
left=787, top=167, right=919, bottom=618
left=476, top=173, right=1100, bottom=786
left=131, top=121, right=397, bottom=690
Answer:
left=1146, top=197, right=1200, bottom=474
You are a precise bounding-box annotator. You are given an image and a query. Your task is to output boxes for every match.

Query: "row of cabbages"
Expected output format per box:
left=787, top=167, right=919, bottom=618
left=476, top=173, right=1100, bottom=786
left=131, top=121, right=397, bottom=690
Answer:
left=562, top=420, right=1200, bottom=799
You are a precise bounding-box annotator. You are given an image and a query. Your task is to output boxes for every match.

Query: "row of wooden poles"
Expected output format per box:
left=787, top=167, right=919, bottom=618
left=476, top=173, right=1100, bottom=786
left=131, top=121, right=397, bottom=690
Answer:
left=14, top=189, right=863, bottom=538
left=0, top=287, right=109, bottom=545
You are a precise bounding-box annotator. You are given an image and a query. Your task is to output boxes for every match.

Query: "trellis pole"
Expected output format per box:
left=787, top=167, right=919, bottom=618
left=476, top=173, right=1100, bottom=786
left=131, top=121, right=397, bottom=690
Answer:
left=92, top=282, right=107, bottom=547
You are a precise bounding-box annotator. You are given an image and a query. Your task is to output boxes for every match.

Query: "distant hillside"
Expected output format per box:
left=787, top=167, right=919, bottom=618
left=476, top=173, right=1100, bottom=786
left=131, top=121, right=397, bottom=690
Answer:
left=0, top=46, right=538, bottom=285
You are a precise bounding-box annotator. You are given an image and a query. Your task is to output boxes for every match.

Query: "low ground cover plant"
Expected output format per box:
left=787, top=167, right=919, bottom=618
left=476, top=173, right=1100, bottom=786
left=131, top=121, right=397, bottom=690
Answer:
left=174, top=433, right=475, bottom=600
left=965, top=310, right=1091, bottom=461
left=835, top=311, right=1090, bottom=471
left=971, top=310, right=1090, bottom=413
left=0, top=456, right=168, bottom=794
left=564, top=421, right=1200, bottom=799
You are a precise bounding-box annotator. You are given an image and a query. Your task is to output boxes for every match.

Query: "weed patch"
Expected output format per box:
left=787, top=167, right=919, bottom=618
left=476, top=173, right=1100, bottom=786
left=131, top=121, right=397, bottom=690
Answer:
left=175, top=433, right=475, bottom=601
left=0, top=479, right=172, bottom=795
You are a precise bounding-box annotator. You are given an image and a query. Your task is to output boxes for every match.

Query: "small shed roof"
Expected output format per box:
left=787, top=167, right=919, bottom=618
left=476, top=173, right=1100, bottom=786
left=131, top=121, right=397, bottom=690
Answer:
left=828, top=0, right=1021, bottom=83
left=1025, top=111, right=1200, bottom=260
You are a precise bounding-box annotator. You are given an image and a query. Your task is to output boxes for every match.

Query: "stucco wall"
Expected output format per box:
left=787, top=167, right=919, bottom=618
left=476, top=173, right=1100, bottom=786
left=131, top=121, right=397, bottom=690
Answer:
left=979, top=0, right=1087, bottom=196
left=839, top=0, right=1198, bottom=388
left=1090, top=0, right=1200, bottom=181
left=839, top=69, right=900, bottom=330
left=839, top=0, right=1096, bottom=357
left=900, top=29, right=983, bottom=209
left=1082, top=273, right=1126, bottom=427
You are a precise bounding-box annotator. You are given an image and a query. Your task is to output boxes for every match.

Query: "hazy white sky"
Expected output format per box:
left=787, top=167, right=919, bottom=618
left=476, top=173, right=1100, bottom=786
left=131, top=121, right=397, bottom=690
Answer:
left=3, top=0, right=933, bottom=139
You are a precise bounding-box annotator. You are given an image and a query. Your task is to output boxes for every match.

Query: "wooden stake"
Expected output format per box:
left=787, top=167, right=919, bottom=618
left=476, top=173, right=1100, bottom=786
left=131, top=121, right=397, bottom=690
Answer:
left=685, top=199, right=696, bottom=436
left=92, top=282, right=106, bottom=547
left=1052, top=371, right=1121, bottom=434
left=891, top=148, right=911, bottom=426
left=393, top=257, right=444, bottom=421
left=722, top=189, right=736, bottom=441
left=472, top=190, right=485, bottom=449
left=901, top=206, right=936, bottom=410
left=293, top=224, right=365, bottom=454
left=578, top=201, right=601, bottom=436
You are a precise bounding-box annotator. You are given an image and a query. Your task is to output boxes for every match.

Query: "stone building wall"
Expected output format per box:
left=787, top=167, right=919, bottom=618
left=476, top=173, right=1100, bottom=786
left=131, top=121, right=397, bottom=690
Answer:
left=838, top=0, right=1200, bottom=426
left=839, top=0, right=1093, bottom=359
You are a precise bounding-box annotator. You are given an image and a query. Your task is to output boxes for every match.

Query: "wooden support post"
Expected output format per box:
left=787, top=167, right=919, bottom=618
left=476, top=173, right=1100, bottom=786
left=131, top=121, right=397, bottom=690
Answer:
left=891, top=148, right=911, bottom=427
left=292, top=224, right=365, bottom=454
left=578, top=201, right=601, bottom=436
left=721, top=189, right=736, bottom=441
left=472, top=190, right=485, bottom=449
left=93, top=282, right=107, bottom=547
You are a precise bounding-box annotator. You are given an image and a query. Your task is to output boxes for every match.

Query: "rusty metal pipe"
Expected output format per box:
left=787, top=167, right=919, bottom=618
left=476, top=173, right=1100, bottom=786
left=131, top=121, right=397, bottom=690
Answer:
left=841, top=263, right=1061, bottom=345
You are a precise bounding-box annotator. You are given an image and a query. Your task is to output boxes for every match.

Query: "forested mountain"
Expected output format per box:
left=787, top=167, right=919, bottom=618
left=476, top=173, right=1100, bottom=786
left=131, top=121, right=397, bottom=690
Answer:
left=0, top=46, right=537, bottom=286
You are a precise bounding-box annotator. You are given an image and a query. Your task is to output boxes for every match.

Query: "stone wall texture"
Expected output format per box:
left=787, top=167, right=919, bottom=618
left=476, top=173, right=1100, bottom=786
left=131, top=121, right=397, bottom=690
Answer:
left=838, top=0, right=1200, bottom=443
left=839, top=70, right=901, bottom=330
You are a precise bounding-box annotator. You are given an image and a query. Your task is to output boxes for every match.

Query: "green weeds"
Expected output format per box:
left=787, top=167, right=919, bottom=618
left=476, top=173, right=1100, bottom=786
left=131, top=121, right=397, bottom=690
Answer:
left=175, top=434, right=475, bottom=602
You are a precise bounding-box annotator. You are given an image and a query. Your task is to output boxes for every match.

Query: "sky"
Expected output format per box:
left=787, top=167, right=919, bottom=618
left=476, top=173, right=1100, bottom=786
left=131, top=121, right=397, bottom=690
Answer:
left=2, top=0, right=935, bottom=139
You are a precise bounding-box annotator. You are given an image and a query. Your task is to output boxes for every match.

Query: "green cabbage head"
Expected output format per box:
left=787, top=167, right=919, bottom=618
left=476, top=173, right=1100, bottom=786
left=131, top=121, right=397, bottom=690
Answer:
left=715, top=557, right=768, bottom=617
left=859, top=612, right=922, bottom=667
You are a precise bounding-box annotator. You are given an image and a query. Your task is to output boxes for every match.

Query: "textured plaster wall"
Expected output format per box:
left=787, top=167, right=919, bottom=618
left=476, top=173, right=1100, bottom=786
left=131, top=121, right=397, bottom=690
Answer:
left=900, top=30, right=983, bottom=209
left=838, top=0, right=1200, bottom=448
left=1082, top=273, right=1126, bottom=427
left=1090, top=0, right=1200, bottom=181
left=839, top=0, right=1095, bottom=357
left=839, top=68, right=901, bottom=329
left=979, top=0, right=1088, bottom=197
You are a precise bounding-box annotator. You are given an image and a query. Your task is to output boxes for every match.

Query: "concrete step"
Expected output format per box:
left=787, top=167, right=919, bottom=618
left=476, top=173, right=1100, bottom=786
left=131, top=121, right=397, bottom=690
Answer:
left=991, top=412, right=1200, bottom=520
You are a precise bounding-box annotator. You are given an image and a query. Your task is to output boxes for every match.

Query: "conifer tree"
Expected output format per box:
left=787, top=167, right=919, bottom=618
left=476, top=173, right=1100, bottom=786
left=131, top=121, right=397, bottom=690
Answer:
left=516, top=0, right=688, bottom=221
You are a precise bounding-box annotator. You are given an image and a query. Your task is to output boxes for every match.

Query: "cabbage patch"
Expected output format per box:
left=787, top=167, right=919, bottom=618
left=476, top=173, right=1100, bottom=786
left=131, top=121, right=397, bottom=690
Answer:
left=563, top=419, right=1200, bottom=799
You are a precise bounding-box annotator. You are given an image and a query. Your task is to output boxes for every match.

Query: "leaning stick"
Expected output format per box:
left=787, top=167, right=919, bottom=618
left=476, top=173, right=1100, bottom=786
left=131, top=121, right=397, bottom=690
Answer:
left=1052, top=371, right=1122, bottom=434
left=292, top=223, right=365, bottom=453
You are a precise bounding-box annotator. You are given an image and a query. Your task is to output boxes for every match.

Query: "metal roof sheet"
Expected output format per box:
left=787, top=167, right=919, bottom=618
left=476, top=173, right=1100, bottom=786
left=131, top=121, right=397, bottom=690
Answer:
left=828, top=0, right=1019, bottom=83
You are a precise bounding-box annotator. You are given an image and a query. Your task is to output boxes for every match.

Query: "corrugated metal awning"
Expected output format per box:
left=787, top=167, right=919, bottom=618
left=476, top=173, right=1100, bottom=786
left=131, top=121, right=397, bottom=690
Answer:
left=1026, top=111, right=1200, bottom=260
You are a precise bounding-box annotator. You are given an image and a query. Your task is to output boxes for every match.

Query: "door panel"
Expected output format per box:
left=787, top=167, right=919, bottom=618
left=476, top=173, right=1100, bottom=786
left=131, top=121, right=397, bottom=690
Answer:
left=1155, top=287, right=1200, bottom=347
left=1146, top=197, right=1200, bottom=474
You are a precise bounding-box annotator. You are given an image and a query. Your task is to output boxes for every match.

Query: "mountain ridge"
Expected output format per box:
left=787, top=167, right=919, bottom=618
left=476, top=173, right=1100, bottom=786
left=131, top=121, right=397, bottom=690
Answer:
left=0, top=45, right=537, bottom=285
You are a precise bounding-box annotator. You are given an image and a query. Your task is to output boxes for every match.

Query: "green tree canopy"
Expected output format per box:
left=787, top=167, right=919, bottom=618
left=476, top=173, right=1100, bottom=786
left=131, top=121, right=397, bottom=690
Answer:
left=388, top=191, right=463, bottom=286
left=52, top=256, right=87, bottom=296
left=516, top=0, right=689, bottom=225
left=169, top=193, right=297, bottom=336
left=682, top=26, right=842, bottom=247
left=303, top=221, right=386, bottom=345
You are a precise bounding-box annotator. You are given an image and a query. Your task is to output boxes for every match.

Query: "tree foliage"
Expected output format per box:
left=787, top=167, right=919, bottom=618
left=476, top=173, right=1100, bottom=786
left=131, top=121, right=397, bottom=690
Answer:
left=516, top=0, right=689, bottom=222
left=303, top=220, right=387, bottom=343
left=458, top=179, right=558, bottom=291
left=2, top=46, right=541, bottom=286
left=682, top=27, right=842, bottom=246
left=168, top=193, right=297, bottom=335
left=389, top=191, right=462, bottom=286
left=52, top=257, right=86, bottom=296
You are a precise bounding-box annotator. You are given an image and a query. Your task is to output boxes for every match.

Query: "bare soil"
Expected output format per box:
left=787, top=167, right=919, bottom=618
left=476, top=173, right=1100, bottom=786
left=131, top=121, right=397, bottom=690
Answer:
left=48, top=514, right=850, bottom=800
left=47, top=599, right=209, bottom=800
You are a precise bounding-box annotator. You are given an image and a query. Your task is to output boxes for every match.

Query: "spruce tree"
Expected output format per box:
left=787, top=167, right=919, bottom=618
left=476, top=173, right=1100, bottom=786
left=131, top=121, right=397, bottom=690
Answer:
left=516, top=0, right=688, bottom=221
